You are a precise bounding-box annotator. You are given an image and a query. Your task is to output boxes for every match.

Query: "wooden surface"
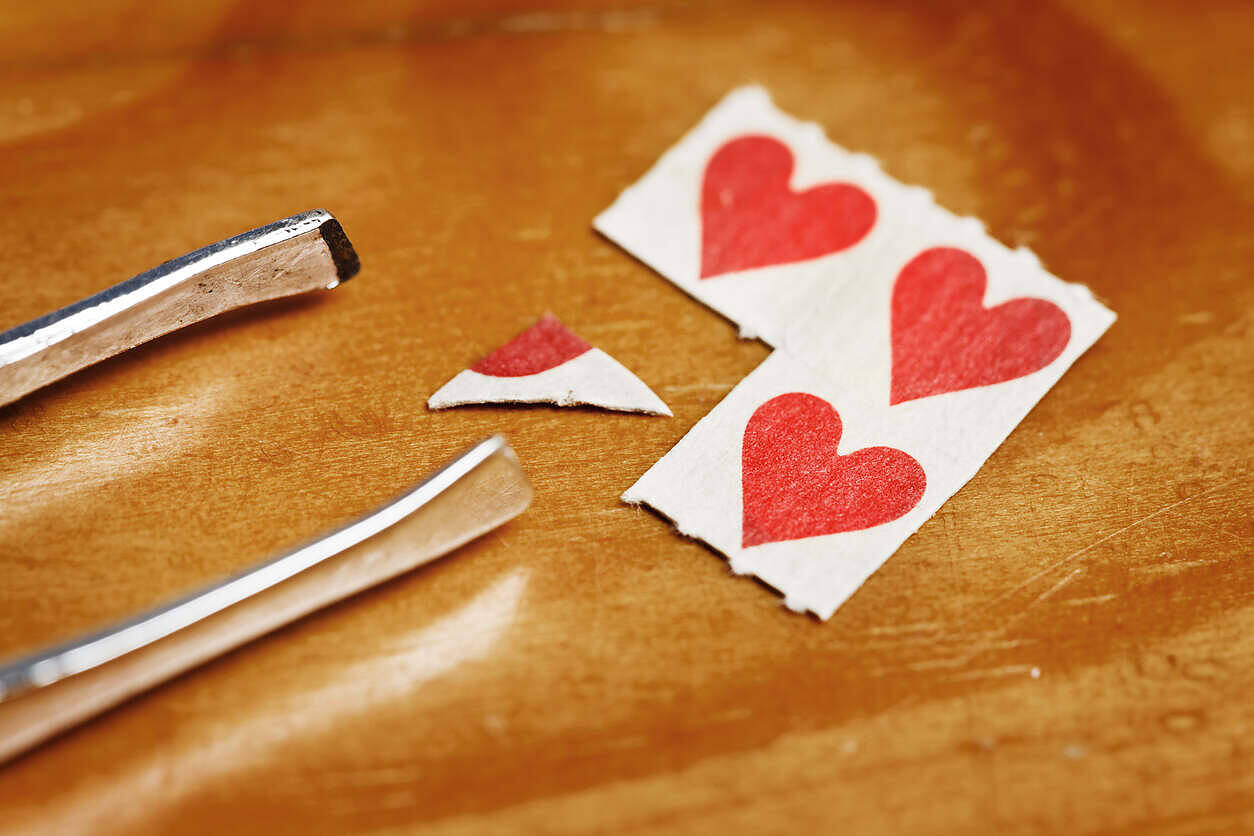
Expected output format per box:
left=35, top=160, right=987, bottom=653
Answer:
left=1, top=1, right=1251, bottom=833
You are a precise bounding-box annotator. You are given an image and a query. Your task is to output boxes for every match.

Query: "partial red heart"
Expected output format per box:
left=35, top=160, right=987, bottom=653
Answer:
left=472, top=314, right=591, bottom=377
left=700, top=135, right=876, bottom=279
left=890, top=247, right=1071, bottom=404
left=742, top=393, right=925, bottom=547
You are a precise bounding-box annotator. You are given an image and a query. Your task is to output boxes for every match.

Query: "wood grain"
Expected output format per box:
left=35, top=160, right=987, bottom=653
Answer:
left=0, top=1, right=1251, bottom=833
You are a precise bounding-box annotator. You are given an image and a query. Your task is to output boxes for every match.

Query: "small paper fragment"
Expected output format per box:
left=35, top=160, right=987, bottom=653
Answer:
left=429, top=315, right=671, bottom=416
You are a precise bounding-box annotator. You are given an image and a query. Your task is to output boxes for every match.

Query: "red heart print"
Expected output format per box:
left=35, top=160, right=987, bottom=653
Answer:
left=472, top=314, right=591, bottom=377
left=742, top=393, right=926, bottom=547
left=890, top=247, right=1072, bottom=404
left=700, top=135, right=876, bottom=279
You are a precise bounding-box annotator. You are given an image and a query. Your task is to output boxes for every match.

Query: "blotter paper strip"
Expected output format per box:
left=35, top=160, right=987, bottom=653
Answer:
left=609, top=88, right=1115, bottom=619
left=595, top=86, right=934, bottom=346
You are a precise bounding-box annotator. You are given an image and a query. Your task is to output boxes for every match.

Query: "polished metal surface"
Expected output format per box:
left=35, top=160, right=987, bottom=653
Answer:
left=0, top=434, right=511, bottom=704
left=0, top=209, right=360, bottom=406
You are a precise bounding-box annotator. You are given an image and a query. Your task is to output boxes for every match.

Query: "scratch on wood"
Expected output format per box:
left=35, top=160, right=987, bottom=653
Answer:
left=944, top=664, right=1039, bottom=682
left=1133, top=558, right=1215, bottom=576
left=862, top=622, right=942, bottom=636
left=989, top=475, right=1242, bottom=607
left=1030, top=567, right=1084, bottom=608
left=928, top=477, right=1243, bottom=673
left=1062, top=593, right=1119, bottom=607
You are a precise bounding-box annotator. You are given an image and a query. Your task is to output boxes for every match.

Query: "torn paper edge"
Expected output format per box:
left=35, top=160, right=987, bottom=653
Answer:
left=594, top=85, right=1115, bottom=345
left=593, top=85, right=936, bottom=343
left=428, top=348, right=672, bottom=415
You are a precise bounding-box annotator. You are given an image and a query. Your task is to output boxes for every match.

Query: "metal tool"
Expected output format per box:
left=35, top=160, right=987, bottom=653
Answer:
left=0, top=435, right=532, bottom=763
left=0, top=209, right=359, bottom=407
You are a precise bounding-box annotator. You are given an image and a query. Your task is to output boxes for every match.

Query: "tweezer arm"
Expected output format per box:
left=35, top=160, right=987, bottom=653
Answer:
left=0, top=435, right=532, bottom=764
left=0, top=209, right=360, bottom=407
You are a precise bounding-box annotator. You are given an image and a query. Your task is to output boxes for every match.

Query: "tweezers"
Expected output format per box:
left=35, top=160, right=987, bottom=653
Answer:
left=0, top=209, right=359, bottom=407
left=0, top=435, right=532, bottom=763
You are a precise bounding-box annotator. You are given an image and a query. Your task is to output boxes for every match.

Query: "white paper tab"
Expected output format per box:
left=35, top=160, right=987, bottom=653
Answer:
left=624, top=352, right=930, bottom=620
left=595, top=86, right=934, bottom=345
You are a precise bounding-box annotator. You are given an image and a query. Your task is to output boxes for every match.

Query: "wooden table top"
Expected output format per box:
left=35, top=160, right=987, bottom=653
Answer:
left=2, top=1, right=1251, bottom=833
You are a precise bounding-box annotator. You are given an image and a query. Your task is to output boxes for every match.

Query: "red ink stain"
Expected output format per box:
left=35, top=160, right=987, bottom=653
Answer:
left=700, top=135, right=876, bottom=279
left=472, top=314, right=592, bottom=377
left=890, top=247, right=1071, bottom=404
left=742, top=393, right=925, bottom=547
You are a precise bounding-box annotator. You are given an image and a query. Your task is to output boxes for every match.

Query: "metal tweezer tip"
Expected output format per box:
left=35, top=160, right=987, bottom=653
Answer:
left=0, top=209, right=360, bottom=407
left=0, top=434, right=532, bottom=763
